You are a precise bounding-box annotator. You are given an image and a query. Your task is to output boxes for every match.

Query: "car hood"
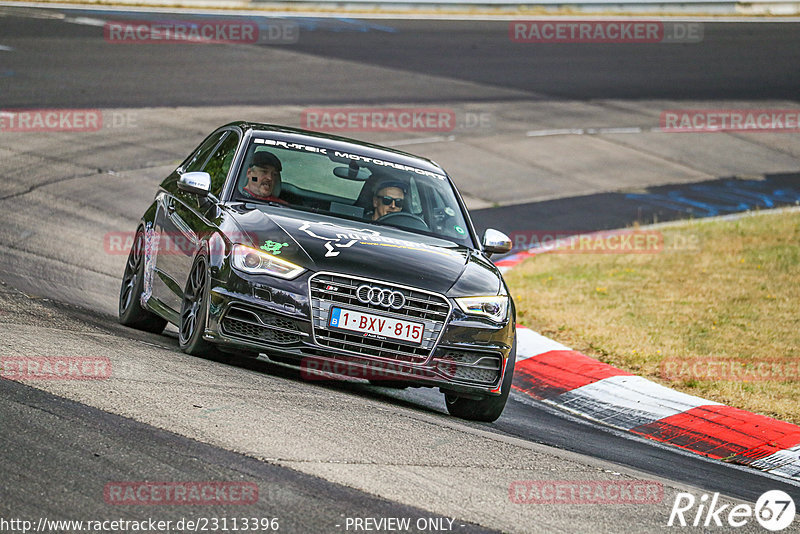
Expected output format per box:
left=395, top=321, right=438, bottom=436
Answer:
left=226, top=205, right=481, bottom=292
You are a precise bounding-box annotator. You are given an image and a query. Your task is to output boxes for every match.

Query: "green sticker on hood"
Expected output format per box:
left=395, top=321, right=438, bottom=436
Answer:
left=261, top=240, right=289, bottom=254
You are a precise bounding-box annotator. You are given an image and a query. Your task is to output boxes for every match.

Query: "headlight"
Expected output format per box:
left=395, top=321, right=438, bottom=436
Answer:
left=454, top=295, right=509, bottom=323
left=231, top=244, right=305, bottom=280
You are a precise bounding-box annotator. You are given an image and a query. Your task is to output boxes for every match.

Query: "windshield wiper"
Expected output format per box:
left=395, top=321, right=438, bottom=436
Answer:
left=242, top=201, right=288, bottom=209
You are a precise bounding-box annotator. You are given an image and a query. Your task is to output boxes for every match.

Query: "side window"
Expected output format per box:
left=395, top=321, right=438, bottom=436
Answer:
left=202, top=132, right=239, bottom=197
left=183, top=132, right=226, bottom=173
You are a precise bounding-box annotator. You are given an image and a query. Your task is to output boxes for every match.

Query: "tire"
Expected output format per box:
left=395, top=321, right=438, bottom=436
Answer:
left=118, top=227, right=167, bottom=334
left=445, top=339, right=516, bottom=423
left=178, top=254, right=220, bottom=358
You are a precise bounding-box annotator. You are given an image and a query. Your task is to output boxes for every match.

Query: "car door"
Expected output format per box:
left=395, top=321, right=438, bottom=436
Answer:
left=151, top=130, right=239, bottom=316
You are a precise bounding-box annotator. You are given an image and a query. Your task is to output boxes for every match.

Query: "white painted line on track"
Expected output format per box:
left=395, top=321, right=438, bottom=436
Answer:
left=596, top=126, right=645, bottom=134
left=0, top=44, right=13, bottom=51
left=65, top=15, right=106, bottom=26
left=526, top=128, right=585, bottom=137
left=384, top=135, right=456, bottom=147
left=526, top=126, right=662, bottom=137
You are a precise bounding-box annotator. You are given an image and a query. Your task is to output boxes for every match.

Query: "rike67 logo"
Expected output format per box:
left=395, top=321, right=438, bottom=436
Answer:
left=668, top=490, right=796, bottom=531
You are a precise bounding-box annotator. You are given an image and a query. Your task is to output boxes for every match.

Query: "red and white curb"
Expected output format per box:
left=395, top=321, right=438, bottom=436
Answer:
left=512, top=326, right=800, bottom=482
left=498, top=219, right=800, bottom=482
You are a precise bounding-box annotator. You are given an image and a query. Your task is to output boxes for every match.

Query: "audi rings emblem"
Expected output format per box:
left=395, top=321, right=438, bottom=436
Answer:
left=356, top=284, right=405, bottom=310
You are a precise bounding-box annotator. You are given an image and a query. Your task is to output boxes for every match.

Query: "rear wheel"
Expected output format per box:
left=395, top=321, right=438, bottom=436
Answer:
left=445, top=340, right=516, bottom=423
left=178, top=254, right=220, bottom=358
left=118, top=228, right=167, bottom=334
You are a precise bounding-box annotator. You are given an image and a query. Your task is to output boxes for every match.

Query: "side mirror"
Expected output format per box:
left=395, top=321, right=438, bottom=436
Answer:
left=177, top=172, right=211, bottom=197
left=482, top=229, right=512, bottom=256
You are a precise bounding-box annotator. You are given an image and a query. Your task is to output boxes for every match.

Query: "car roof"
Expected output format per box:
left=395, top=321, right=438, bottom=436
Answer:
left=228, top=121, right=448, bottom=177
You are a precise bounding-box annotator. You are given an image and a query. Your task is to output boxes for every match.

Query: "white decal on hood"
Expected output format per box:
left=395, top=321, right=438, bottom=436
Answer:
left=298, top=221, right=458, bottom=258
left=298, top=221, right=370, bottom=257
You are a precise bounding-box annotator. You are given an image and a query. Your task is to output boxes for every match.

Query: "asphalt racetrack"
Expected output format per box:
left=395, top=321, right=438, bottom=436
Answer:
left=1, top=7, right=799, bottom=533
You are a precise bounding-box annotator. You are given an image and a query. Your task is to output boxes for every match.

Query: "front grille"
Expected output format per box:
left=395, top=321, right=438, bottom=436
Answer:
left=434, top=349, right=502, bottom=386
left=309, top=273, right=451, bottom=364
left=221, top=305, right=303, bottom=345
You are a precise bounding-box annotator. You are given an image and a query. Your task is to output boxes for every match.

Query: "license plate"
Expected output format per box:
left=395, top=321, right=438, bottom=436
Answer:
left=328, top=307, right=424, bottom=345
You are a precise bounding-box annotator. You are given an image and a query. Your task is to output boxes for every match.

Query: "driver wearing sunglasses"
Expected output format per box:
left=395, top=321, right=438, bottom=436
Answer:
left=371, top=179, right=407, bottom=221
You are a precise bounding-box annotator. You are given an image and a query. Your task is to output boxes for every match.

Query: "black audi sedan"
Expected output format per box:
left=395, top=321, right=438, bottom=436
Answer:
left=119, top=122, right=516, bottom=421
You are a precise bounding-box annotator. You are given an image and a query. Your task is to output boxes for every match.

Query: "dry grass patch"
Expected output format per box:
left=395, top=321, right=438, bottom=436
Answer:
left=505, top=210, right=800, bottom=424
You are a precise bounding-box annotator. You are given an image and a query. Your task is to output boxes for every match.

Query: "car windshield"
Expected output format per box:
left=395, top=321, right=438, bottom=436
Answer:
left=231, top=137, right=474, bottom=246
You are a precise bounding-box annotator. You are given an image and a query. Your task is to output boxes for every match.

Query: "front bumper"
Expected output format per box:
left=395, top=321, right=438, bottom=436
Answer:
left=204, top=267, right=514, bottom=397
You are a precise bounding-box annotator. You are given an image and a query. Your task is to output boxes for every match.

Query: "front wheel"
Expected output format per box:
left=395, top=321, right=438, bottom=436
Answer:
left=118, top=227, right=167, bottom=334
left=445, top=340, right=516, bottom=423
left=178, top=254, right=219, bottom=358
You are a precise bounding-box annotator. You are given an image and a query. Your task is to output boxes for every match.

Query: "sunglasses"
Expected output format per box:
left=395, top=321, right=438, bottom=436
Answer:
left=378, top=196, right=404, bottom=208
